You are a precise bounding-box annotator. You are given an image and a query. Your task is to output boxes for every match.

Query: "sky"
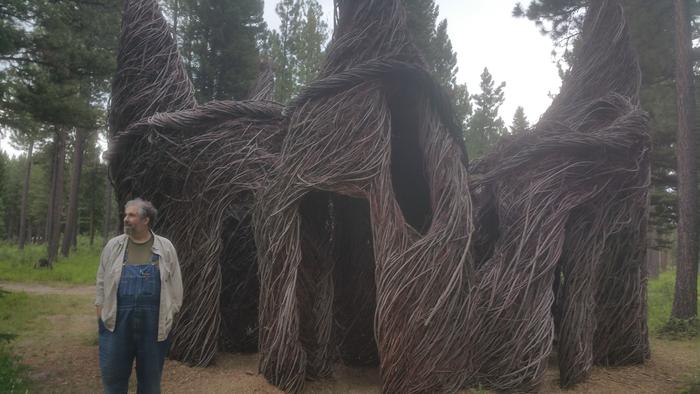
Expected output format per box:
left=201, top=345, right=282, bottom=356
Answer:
left=1, top=0, right=562, bottom=157
left=263, top=0, right=562, bottom=127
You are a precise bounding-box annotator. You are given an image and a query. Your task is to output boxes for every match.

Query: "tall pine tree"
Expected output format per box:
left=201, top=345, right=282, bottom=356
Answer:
left=1, top=0, right=119, bottom=261
left=167, top=0, right=266, bottom=102
left=465, top=68, right=507, bottom=159
left=265, top=0, right=328, bottom=103
left=403, top=1, right=471, bottom=128
left=670, top=0, right=698, bottom=321
left=510, top=106, right=530, bottom=134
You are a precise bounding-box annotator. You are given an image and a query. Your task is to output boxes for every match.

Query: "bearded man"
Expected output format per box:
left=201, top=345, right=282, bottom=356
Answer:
left=95, top=197, right=183, bottom=394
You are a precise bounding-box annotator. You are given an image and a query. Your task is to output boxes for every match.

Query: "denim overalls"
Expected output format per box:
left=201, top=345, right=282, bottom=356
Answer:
left=99, top=249, right=170, bottom=394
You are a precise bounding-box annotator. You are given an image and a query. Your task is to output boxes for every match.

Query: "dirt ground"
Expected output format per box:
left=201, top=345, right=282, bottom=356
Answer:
left=0, top=281, right=94, bottom=296
left=4, top=282, right=699, bottom=393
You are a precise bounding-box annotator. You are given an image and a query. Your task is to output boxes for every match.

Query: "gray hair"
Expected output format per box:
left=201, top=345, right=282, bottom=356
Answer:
left=125, top=198, right=158, bottom=225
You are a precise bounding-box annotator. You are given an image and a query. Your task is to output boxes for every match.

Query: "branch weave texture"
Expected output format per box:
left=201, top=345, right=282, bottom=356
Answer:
left=107, top=0, right=650, bottom=392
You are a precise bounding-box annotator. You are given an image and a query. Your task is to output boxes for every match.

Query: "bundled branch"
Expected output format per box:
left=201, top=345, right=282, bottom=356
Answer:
left=108, top=0, right=195, bottom=135
left=107, top=0, right=650, bottom=392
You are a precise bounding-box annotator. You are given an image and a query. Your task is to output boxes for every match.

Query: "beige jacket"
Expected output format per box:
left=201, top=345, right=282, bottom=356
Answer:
left=95, top=232, right=183, bottom=341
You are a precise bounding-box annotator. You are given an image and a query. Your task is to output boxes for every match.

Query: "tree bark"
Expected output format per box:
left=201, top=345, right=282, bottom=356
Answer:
left=89, top=149, right=98, bottom=246
left=662, top=249, right=671, bottom=272
left=45, top=147, right=56, bottom=243
left=671, top=0, right=698, bottom=320
left=61, top=129, right=86, bottom=257
left=47, top=130, right=67, bottom=266
left=647, top=248, right=660, bottom=278
left=72, top=208, right=79, bottom=250
left=115, top=202, right=122, bottom=234
left=646, top=228, right=660, bottom=279
left=18, top=140, right=34, bottom=250
left=102, top=174, right=113, bottom=246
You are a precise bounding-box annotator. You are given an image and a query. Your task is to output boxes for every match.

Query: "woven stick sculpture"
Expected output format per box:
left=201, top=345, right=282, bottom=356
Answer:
left=106, top=0, right=650, bottom=392
left=254, top=1, right=472, bottom=392
left=468, top=0, right=650, bottom=389
left=107, top=0, right=284, bottom=366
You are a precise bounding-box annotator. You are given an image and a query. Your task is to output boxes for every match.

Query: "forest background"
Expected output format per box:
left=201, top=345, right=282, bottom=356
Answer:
left=0, top=0, right=698, bottom=358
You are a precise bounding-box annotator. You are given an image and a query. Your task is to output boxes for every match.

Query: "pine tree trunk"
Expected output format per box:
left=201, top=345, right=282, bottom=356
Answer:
left=646, top=227, right=660, bottom=278
left=102, top=175, right=113, bottom=246
left=18, top=141, right=34, bottom=250
left=115, top=202, right=122, bottom=234
left=670, top=0, right=698, bottom=320
left=647, top=248, right=660, bottom=278
left=45, top=146, right=56, bottom=244
left=3, top=216, right=10, bottom=241
left=61, top=129, right=86, bottom=257
left=72, top=208, right=79, bottom=250
left=89, top=151, right=97, bottom=246
left=47, top=130, right=67, bottom=267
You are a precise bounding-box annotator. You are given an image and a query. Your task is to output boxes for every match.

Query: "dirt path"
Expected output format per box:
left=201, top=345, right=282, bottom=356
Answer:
left=4, top=282, right=698, bottom=393
left=0, top=281, right=94, bottom=296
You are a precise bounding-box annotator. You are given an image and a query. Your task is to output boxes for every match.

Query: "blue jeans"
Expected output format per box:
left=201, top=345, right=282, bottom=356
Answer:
left=99, top=264, right=170, bottom=394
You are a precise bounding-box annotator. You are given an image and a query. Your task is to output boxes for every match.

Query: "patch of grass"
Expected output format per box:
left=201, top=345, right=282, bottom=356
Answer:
left=657, top=317, right=699, bottom=340
left=0, top=291, right=49, bottom=335
left=0, top=237, right=102, bottom=285
left=85, top=330, right=99, bottom=347
left=0, top=290, right=30, bottom=393
left=0, top=290, right=92, bottom=336
left=647, top=269, right=700, bottom=339
left=647, top=270, right=677, bottom=333
left=0, top=289, right=96, bottom=393
left=0, top=340, right=29, bottom=394
left=680, top=372, right=700, bottom=394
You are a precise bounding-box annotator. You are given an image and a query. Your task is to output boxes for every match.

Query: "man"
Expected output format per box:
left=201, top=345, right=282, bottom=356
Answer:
left=95, top=198, right=183, bottom=394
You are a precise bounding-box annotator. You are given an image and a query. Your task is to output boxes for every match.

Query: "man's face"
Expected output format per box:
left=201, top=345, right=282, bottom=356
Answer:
left=123, top=205, right=149, bottom=236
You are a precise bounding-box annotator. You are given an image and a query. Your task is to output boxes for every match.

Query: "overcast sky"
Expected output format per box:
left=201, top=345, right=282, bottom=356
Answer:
left=1, top=0, right=562, bottom=157
left=263, top=0, right=562, bottom=126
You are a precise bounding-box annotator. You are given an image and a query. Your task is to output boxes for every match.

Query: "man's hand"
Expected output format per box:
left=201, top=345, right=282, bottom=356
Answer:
left=96, top=306, right=102, bottom=319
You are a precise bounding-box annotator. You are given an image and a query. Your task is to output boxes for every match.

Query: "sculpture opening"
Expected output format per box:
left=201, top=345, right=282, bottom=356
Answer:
left=388, top=84, right=432, bottom=235
left=219, top=215, right=259, bottom=353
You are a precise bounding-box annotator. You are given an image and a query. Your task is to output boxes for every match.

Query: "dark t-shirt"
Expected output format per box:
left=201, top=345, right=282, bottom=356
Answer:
left=126, top=236, right=155, bottom=265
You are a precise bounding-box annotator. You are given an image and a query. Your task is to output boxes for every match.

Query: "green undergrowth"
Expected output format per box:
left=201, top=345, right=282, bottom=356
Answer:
left=647, top=269, right=700, bottom=339
left=678, top=370, right=700, bottom=394
left=0, top=290, right=30, bottom=393
left=657, top=317, right=699, bottom=340
left=0, top=339, right=29, bottom=394
left=0, top=291, right=90, bottom=336
left=0, top=288, right=92, bottom=392
left=680, top=371, right=700, bottom=394
left=0, top=237, right=101, bottom=285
